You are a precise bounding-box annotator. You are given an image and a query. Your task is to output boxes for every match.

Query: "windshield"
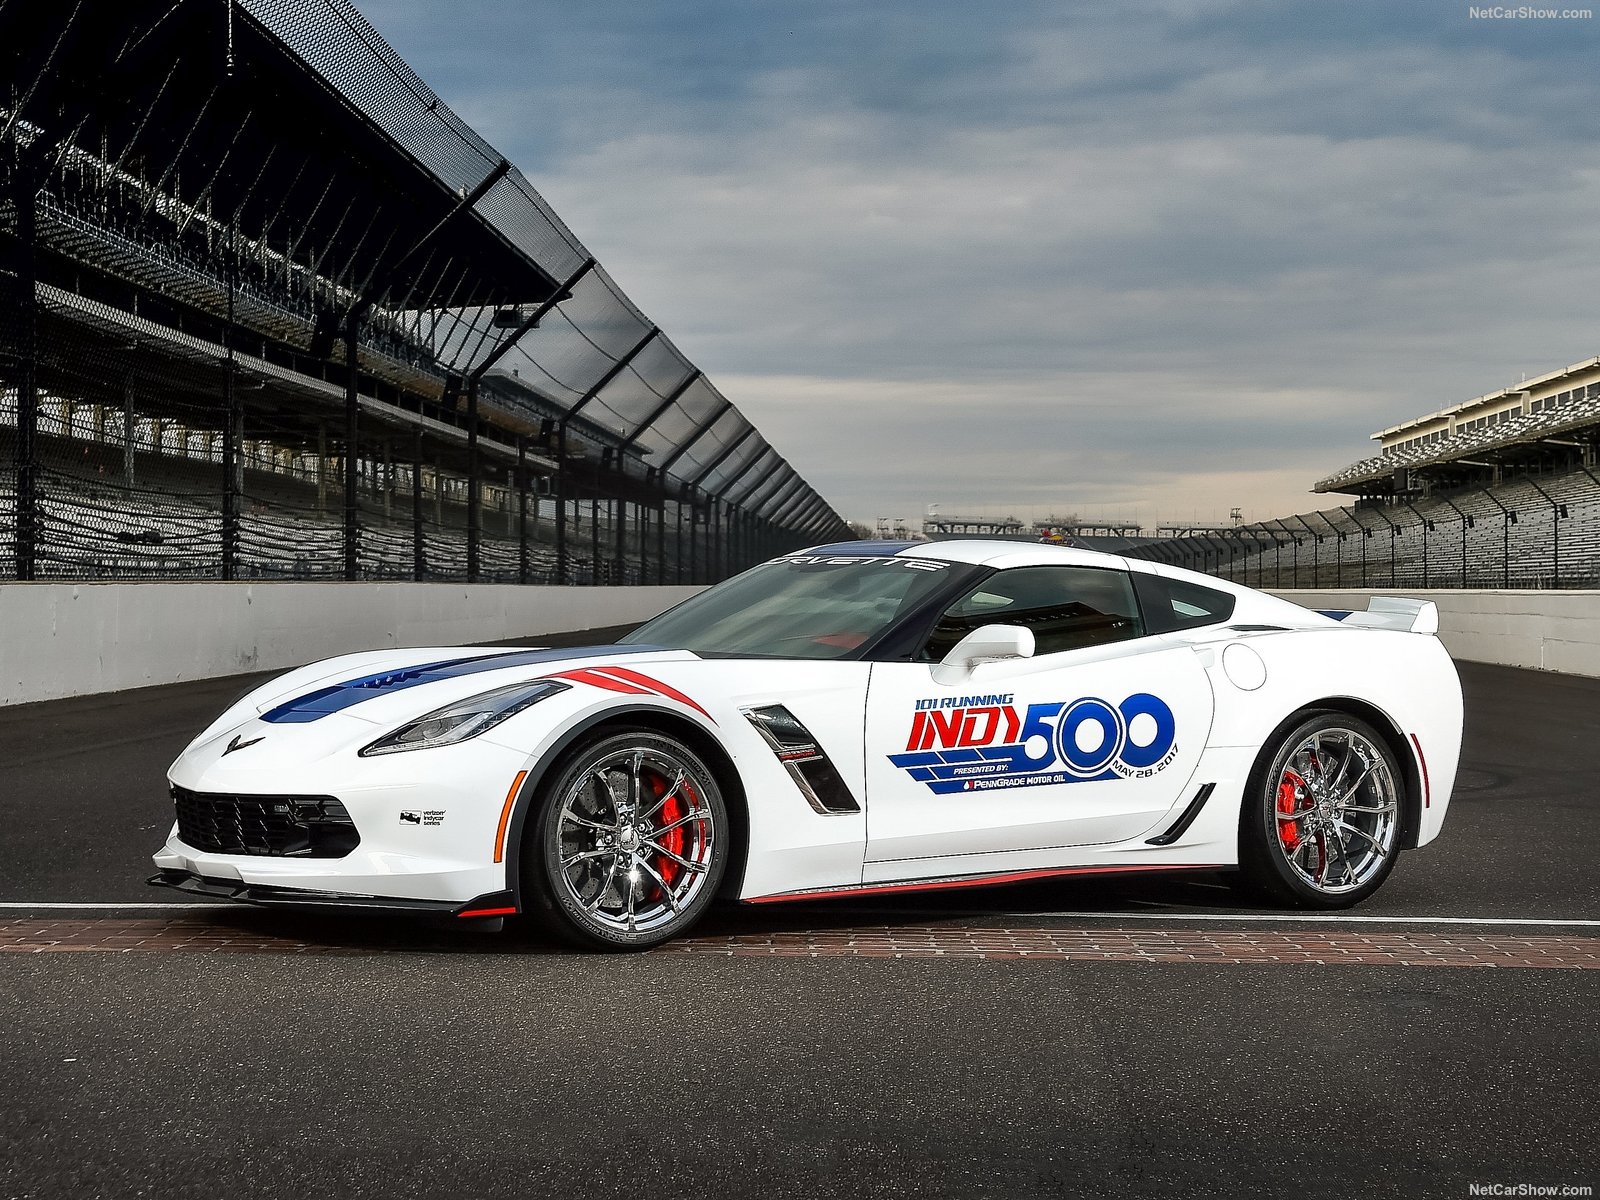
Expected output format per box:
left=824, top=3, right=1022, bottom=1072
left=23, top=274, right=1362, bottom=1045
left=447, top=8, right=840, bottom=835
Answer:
left=620, top=554, right=969, bottom=659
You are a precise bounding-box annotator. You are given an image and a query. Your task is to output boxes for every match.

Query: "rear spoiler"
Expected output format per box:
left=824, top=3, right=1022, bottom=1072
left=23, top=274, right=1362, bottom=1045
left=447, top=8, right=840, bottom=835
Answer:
left=1316, top=597, right=1439, bottom=635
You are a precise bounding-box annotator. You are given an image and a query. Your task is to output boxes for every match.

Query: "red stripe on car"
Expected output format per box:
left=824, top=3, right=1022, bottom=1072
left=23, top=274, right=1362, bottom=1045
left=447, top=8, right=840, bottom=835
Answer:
left=548, top=668, right=653, bottom=695
left=587, top=666, right=715, bottom=722
left=748, top=863, right=1218, bottom=904
left=1410, top=733, right=1431, bottom=808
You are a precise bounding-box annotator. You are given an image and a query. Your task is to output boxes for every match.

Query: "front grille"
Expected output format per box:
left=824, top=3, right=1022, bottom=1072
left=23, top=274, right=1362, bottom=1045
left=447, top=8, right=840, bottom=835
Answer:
left=172, top=786, right=360, bottom=858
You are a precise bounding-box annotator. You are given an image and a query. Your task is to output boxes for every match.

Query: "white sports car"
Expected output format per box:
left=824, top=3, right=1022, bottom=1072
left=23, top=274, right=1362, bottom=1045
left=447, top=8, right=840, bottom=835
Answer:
left=151, top=540, right=1462, bottom=949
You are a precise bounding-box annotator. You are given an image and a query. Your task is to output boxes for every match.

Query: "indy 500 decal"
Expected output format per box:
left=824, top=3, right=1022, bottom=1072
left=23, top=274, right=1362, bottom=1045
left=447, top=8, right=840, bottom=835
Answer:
left=887, top=692, right=1178, bottom=794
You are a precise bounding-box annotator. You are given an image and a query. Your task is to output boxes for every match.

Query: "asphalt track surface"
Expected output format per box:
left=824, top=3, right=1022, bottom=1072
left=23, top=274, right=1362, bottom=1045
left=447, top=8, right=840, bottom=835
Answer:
left=1, top=636, right=1596, bottom=1199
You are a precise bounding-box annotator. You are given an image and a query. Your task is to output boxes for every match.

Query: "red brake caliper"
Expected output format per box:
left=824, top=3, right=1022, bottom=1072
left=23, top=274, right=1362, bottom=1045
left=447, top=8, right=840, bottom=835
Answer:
left=1277, top=769, right=1307, bottom=852
left=650, top=778, right=689, bottom=890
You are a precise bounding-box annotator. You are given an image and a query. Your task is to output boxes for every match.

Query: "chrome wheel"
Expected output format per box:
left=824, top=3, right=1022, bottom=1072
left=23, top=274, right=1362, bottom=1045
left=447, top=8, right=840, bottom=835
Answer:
left=1271, top=724, right=1400, bottom=895
left=550, top=740, right=719, bottom=938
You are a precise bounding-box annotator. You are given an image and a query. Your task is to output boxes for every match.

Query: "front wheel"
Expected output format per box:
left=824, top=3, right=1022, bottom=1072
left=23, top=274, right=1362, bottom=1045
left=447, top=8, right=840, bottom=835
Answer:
left=1239, top=713, right=1404, bottom=908
left=524, top=730, right=728, bottom=950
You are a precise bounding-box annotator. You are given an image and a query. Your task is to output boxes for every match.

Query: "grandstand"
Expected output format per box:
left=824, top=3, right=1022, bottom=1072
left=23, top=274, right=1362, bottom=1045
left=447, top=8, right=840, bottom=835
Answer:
left=1126, top=357, right=1600, bottom=589
left=0, top=0, right=847, bottom=587
left=923, top=513, right=1154, bottom=552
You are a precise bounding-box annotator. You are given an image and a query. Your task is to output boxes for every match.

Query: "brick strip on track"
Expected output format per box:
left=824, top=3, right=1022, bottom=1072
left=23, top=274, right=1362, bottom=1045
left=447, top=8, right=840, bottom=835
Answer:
left=1, top=916, right=1598, bottom=967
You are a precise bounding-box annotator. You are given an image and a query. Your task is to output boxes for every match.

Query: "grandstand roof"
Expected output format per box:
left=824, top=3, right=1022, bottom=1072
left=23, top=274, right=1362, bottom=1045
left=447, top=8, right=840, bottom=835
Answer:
left=1316, top=357, right=1600, bottom=497
left=3, top=3, right=562, bottom=313
left=0, top=0, right=847, bottom=538
left=1371, top=358, right=1600, bottom=441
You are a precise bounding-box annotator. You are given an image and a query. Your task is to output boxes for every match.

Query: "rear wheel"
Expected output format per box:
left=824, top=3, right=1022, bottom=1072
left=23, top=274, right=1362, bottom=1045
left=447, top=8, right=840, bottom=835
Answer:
left=524, top=730, right=727, bottom=950
left=1239, top=713, right=1403, bottom=908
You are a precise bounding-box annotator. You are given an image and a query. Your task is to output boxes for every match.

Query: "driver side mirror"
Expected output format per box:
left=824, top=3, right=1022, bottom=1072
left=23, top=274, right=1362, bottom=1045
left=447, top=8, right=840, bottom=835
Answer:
left=933, top=624, right=1035, bottom=684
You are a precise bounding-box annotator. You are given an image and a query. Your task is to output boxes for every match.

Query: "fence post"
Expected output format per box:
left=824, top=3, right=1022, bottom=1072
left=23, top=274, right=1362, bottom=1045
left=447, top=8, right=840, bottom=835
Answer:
left=343, top=312, right=360, bottom=580
left=518, top=437, right=530, bottom=585
left=221, top=219, right=240, bottom=581
left=11, top=174, right=38, bottom=581
left=612, top=494, right=626, bottom=584
left=1366, top=505, right=1400, bottom=587
left=1292, top=516, right=1319, bottom=588
left=1477, top=489, right=1515, bottom=589
left=1437, top=496, right=1472, bottom=588
left=1313, top=512, right=1344, bottom=587
left=465, top=380, right=481, bottom=583
left=656, top=491, right=667, bottom=585
left=555, top=426, right=569, bottom=584
left=675, top=493, right=686, bottom=584
left=122, top=378, right=136, bottom=489
left=1341, top=507, right=1367, bottom=588
left=1400, top=502, right=1429, bottom=588
left=1524, top=477, right=1564, bottom=589
left=412, top=431, right=424, bottom=581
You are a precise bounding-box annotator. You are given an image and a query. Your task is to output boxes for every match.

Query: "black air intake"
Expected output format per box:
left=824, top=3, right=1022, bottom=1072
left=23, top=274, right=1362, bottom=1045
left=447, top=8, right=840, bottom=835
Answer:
left=742, top=706, right=861, bottom=815
left=172, top=786, right=360, bottom=858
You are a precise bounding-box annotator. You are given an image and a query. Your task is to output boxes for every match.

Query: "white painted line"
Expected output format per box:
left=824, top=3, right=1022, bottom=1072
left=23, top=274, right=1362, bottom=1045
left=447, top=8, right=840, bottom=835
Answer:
left=828, top=907, right=1600, bottom=929
left=0, top=902, right=237, bottom=911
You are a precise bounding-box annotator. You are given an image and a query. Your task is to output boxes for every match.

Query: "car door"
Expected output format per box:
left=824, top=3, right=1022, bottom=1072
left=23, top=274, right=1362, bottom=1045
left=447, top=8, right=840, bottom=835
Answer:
left=863, top=564, right=1215, bottom=865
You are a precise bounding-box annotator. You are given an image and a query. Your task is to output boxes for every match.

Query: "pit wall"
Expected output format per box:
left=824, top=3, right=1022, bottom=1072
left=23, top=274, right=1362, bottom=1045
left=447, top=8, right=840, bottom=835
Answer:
left=1274, top=589, right=1600, bottom=678
left=0, top=582, right=702, bottom=707
left=5, top=583, right=1593, bottom=709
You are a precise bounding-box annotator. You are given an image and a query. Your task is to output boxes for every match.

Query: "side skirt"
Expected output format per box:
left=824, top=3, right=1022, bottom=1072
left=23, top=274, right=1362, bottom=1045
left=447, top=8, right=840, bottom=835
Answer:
left=744, top=862, right=1222, bottom=905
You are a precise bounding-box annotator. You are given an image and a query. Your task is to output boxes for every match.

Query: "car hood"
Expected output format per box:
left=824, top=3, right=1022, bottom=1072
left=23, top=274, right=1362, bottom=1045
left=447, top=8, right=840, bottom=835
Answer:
left=190, top=644, right=699, bottom=746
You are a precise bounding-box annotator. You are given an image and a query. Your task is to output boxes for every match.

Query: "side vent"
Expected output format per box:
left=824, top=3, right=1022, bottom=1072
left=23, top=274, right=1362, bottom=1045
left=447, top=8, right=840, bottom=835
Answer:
left=1146, top=783, right=1216, bottom=846
left=741, top=705, right=861, bottom=815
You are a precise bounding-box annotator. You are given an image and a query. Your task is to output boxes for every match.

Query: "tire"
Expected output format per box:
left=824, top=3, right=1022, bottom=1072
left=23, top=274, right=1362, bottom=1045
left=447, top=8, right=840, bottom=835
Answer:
left=1238, top=712, right=1405, bottom=909
left=523, top=729, right=728, bottom=950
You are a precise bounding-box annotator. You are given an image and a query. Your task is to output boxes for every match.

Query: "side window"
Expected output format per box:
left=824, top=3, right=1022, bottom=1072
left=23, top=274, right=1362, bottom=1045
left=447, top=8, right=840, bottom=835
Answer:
left=1132, top=572, right=1236, bottom=634
left=918, top=566, right=1143, bottom=661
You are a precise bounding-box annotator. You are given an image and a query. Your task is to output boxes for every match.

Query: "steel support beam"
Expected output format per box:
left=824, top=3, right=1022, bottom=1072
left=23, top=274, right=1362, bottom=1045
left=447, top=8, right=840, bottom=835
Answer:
left=712, top=447, right=772, bottom=507
left=739, top=462, right=794, bottom=516
left=769, top=485, right=813, bottom=529
left=615, top=369, right=701, bottom=457
left=685, top=426, right=758, bottom=490
left=759, top=476, right=807, bottom=524
left=724, top=451, right=783, bottom=508
left=656, top=400, right=733, bottom=478
left=554, top=327, right=661, bottom=583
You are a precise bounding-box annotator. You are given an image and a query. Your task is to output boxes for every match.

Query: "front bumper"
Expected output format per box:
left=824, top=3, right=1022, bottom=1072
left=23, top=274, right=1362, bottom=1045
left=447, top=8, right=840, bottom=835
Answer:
left=148, top=867, right=516, bottom=918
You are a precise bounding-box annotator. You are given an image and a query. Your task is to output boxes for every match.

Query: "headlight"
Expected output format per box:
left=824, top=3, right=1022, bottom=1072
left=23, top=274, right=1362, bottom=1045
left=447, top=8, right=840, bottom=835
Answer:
left=359, top=680, right=570, bottom=756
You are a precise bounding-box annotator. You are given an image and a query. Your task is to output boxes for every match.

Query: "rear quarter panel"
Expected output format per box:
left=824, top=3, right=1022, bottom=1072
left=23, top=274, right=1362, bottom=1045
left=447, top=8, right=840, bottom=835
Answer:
left=1198, top=627, right=1462, bottom=846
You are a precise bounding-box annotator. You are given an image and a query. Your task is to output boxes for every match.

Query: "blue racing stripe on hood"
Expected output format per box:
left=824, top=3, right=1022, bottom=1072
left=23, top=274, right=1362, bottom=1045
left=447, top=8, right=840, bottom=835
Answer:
left=260, top=645, right=665, bottom=724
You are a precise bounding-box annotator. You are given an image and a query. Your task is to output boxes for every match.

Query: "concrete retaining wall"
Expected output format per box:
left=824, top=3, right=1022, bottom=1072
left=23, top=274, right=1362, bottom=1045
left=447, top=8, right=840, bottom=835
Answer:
left=1275, top=589, right=1600, bottom=677
left=7, top=582, right=1596, bottom=707
left=0, top=582, right=701, bottom=707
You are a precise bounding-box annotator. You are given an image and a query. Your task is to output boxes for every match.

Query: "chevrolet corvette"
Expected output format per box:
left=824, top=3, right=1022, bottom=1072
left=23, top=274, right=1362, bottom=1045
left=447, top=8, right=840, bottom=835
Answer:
left=150, top=540, right=1462, bottom=948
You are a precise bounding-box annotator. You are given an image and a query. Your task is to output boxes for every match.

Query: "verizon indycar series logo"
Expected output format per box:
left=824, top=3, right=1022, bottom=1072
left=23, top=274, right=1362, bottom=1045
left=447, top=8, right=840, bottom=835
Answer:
left=888, top=692, right=1178, bottom=795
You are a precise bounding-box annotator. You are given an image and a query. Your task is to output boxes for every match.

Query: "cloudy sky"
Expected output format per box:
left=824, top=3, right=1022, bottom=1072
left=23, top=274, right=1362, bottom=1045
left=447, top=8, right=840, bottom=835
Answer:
left=361, top=0, right=1600, bottom=528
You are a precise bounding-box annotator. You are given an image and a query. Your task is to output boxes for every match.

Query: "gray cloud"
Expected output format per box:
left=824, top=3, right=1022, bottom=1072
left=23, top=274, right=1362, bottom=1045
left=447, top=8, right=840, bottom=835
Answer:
left=361, top=0, right=1600, bottom=524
